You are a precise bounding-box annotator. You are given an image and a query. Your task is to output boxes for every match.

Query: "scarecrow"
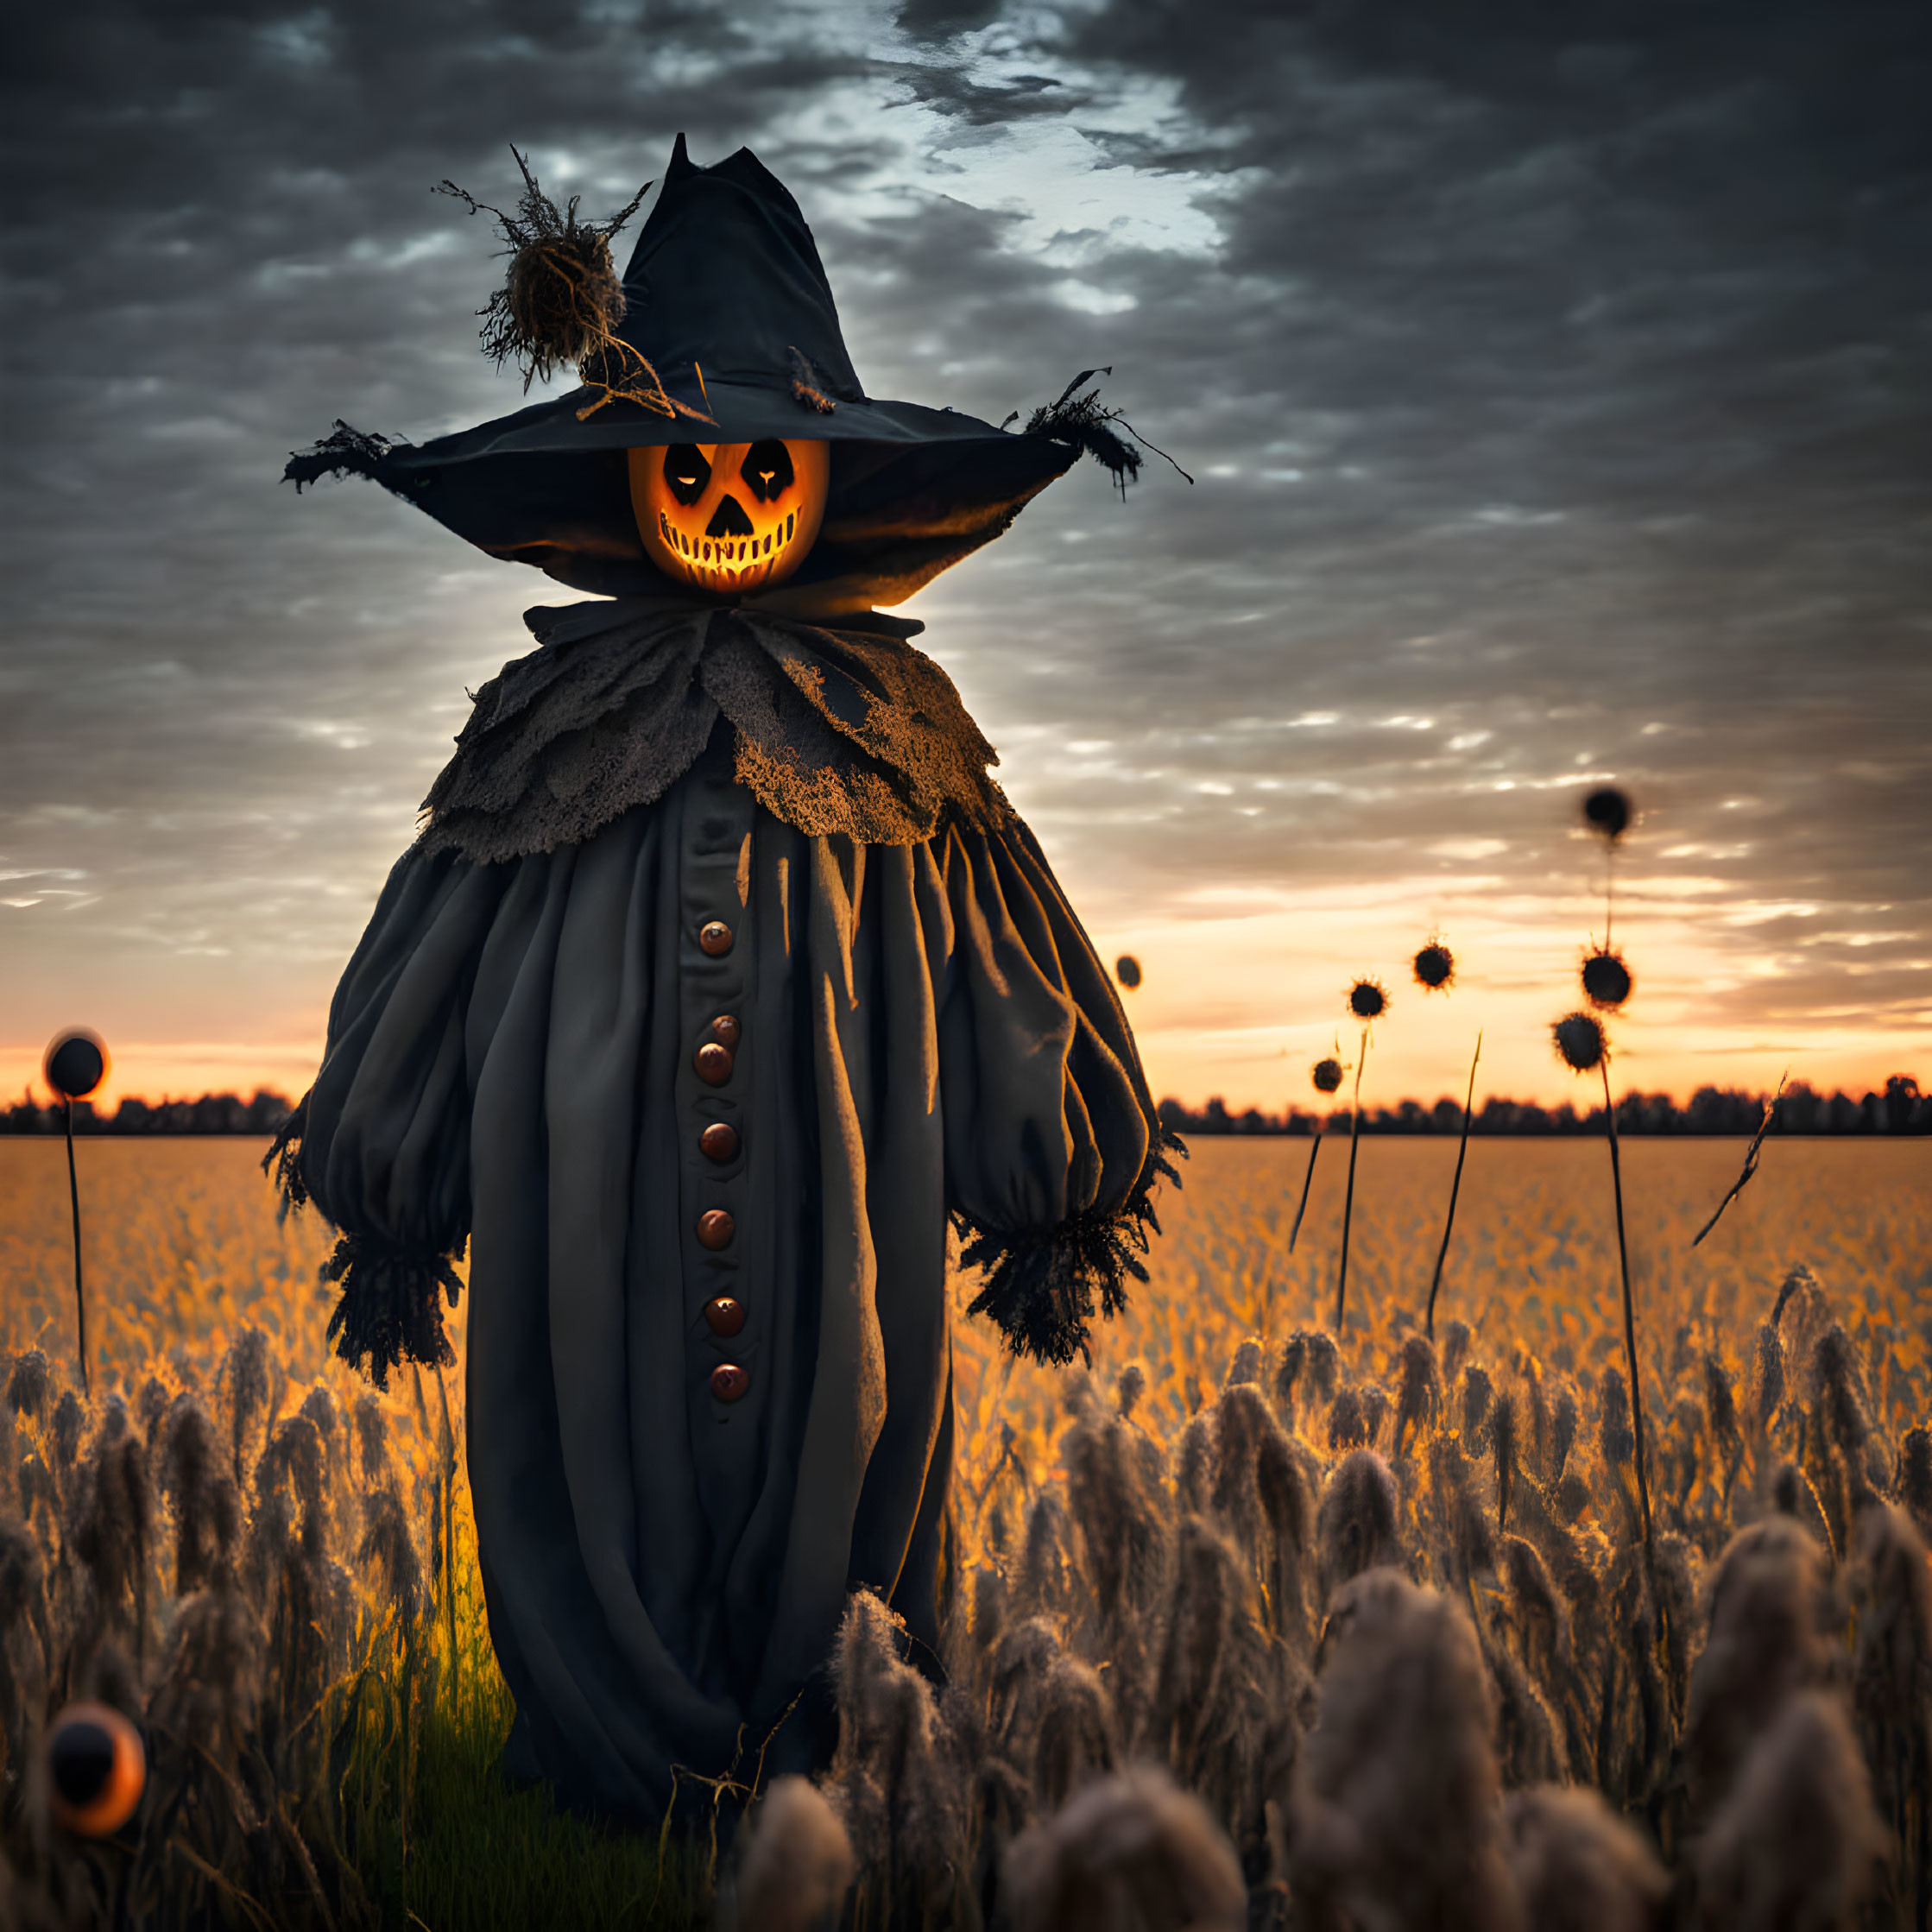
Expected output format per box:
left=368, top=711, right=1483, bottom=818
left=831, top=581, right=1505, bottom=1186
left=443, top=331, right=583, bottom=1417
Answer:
left=273, top=136, right=1178, bottom=1821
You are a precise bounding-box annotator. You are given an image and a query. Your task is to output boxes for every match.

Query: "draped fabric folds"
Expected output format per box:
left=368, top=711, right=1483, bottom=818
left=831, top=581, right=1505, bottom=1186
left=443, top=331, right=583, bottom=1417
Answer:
left=284, top=728, right=1170, bottom=1820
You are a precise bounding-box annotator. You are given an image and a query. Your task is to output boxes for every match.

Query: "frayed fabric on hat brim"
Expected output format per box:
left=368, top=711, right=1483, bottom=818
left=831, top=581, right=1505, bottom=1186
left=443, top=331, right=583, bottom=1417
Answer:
left=284, top=406, right=1079, bottom=605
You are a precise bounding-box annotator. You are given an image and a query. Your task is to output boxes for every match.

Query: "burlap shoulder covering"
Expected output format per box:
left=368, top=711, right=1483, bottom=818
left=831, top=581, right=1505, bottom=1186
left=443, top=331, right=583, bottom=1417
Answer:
left=417, top=598, right=1013, bottom=862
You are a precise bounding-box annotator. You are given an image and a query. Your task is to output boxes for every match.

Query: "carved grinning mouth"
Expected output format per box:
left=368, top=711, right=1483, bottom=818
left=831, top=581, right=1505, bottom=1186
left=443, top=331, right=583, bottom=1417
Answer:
left=658, top=508, right=799, bottom=591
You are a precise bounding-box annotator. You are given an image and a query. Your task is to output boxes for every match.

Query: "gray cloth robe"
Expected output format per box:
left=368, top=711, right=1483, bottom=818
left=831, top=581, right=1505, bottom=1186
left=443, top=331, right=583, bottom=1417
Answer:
left=274, top=599, right=1172, bottom=1822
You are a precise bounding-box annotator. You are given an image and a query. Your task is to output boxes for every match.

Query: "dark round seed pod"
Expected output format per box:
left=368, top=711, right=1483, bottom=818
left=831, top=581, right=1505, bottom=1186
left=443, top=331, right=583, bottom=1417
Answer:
left=1582, top=948, right=1633, bottom=1009
left=1552, top=1011, right=1607, bottom=1071
left=43, top=1029, right=109, bottom=1102
left=1312, top=1057, right=1344, bottom=1094
left=1413, top=941, right=1455, bottom=990
left=1582, top=787, right=1632, bottom=842
left=1348, top=978, right=1388, bottom=1020
left=1115, top=955, right=1142, bottom=989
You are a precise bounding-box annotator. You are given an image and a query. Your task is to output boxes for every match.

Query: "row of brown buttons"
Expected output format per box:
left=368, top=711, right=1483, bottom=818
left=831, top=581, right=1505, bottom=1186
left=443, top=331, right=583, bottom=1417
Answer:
left=695, top=1013, right=740, bottom=1088
left=706, top=1285, right=746, bottom=1399
left=697, top=926, right=746, bottom=1401
left=698, top=1009, right=741, bottom=1265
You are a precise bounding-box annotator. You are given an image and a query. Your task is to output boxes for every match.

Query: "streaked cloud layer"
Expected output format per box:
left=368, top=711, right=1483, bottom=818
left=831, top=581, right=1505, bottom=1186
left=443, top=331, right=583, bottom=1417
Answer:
left=3, top=0, right=1928, bottom=1110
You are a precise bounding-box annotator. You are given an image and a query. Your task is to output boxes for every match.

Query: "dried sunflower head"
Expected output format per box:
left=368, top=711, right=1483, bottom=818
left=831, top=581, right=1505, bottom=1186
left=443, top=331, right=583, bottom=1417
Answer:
left=1582, top=787, right=1632, bottom=843
left=1412, top=939, right=1455, bottom=991
left=1582, top=946, right=1632, bottom=1010
left=1348, top=978, right=1389, bottom=1020
left=1313, top=1057, right=1345, bottom=1095
left=1553, top=1011, right=1607, bottom=1071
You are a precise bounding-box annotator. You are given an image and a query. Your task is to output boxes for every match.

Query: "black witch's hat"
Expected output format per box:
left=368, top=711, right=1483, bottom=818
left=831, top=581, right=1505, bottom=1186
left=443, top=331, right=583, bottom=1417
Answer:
left=287, top=136, right=1137, bottom=610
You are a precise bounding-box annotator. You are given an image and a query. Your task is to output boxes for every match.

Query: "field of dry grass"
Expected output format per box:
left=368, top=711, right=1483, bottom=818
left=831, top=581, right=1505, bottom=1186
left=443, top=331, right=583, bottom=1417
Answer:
left=2, top=1133, right=1929, bottom=1929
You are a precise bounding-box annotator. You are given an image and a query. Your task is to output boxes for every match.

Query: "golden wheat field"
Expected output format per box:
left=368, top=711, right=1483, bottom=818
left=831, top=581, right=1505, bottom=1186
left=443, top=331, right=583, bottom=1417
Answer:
left=4, top=1132, right=1931, bottom=1930
left=5, top=1133, right=1929, bottom=1497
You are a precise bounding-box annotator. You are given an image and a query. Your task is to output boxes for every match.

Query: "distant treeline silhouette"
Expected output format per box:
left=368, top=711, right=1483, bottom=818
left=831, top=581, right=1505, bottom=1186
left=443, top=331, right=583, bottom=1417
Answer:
left=1159, top=1074, right=1930, bottom=1138
left=0, top=1089, right=295, bottom=1136
left=3, top=1079, right=1926, bottom=1137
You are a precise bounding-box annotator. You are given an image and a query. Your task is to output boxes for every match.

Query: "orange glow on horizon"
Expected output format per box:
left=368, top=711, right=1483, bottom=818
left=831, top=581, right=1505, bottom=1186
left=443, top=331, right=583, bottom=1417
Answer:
left=3, top=846, right=1923, bottom=1126
left=3, top=917, right=1923, bottom=1126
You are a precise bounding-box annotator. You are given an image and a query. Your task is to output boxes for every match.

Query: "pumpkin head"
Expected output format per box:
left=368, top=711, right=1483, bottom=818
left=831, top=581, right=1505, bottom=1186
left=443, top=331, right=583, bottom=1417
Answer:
left=628, top=437, right=830, bottom=594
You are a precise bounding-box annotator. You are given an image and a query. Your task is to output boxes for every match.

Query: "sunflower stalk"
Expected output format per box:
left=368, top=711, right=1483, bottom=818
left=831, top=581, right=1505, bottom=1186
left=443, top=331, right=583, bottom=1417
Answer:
left=1600, top=1058, right=1653, bottom=1561
left=1425, top=1032, right=1482, bottom=1339
left=1335, top=1026, right=1369, bottom=1335
left=1289, top=1133, right=1323, bottom=1254
left=64, top=1096, right=90, bottom=1398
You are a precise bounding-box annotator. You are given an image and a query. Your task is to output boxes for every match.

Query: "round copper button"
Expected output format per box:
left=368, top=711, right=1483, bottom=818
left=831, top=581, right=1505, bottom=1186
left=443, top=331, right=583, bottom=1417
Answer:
left=704, top=1296, right=747, bottom=1338
left=709, top=1014, right=742, bottom=1048
left=698, top=920, right=733, bottom=957
left=710, top=1363, right=749, bottom=1402
left=699, top=1121, right=739, bottom=1163
left=695, top=1041, right=734, bottom=1086
left=697, top=1209, right=736, bottom=1251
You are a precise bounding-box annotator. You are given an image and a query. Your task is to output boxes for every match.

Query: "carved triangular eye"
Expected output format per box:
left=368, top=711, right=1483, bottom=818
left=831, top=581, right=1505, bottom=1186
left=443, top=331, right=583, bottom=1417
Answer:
left=740, top=439, right=795, bottom=503
left=663, top=444, right=712, bottom=507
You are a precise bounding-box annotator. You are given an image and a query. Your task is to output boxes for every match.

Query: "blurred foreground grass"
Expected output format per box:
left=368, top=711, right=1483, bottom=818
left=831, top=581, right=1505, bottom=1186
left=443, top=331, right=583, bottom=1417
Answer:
left=2, top=1134, right=1929, bottom=1927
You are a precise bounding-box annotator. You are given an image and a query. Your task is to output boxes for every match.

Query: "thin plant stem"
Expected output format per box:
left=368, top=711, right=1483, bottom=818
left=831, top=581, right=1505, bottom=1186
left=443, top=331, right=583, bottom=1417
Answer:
left=434, top=1364, right=459, bottom=1708
left=1692, top=1073, right=1786, bottom=1247
left=1289, top=1131, right=1323, bottom=1253
left=1601, top=1058, right=1652, bottom=1558
left=1335, top=1026, right=1368, bottom=1335
left=1425, top=1030, right=1483, bottom=1338
left=65, top=1095, right=90, bottom=1398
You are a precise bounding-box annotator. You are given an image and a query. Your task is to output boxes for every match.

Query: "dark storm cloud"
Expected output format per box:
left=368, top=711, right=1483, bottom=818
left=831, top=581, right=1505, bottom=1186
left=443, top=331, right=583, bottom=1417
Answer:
left=3, top=0, right=1928, bottom=1074
left=915, top=0, right=1932, bottom=1043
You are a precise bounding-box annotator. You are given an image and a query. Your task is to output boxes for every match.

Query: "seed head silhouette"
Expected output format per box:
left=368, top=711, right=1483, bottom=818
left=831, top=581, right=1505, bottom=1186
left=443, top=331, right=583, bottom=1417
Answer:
left=1553, top=1012, right=1607, bottom=1072
left=1412, top=941, right=1455, bottom=991
left=1581, top=948, right=1632, bottom=1010
left=1582, top=787, right=1632, bottom=843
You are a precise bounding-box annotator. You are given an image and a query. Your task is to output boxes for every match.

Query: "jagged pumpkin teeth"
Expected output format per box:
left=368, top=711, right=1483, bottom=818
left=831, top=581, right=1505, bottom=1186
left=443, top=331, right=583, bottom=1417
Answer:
left=630, top=438, right=828, bottom=593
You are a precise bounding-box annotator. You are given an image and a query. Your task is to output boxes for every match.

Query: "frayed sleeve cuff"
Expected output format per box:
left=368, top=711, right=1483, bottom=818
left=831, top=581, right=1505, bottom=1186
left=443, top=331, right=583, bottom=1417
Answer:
left=956, top=1127, right=1184, bottom=1367
left=319, top=1231, right=464, bottom=1391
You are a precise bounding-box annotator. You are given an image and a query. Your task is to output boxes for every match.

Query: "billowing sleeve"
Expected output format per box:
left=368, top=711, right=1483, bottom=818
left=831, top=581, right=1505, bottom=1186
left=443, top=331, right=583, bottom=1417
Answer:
left=932, top=815, right=1183, bottom=1367
left=264, top=842, right=503, bottom=1387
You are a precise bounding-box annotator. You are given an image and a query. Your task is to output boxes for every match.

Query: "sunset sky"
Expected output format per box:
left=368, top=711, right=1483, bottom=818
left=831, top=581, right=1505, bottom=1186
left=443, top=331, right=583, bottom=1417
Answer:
left=3, top=1, right=1928, bottom=1116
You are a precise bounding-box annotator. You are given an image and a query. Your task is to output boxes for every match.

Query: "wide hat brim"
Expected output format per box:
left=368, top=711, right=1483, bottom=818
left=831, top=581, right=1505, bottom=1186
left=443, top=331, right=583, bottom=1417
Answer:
left=370, top=392, right=1072, bottom=607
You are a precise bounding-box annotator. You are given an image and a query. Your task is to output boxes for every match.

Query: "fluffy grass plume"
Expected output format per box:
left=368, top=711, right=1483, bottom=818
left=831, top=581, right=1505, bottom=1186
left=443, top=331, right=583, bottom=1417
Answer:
left=1004, top=1765, right=1245, bottom=1932
left=727, top=1776, right=855, bottom=1932
left=3, top=1133, right=1929, bottom=1927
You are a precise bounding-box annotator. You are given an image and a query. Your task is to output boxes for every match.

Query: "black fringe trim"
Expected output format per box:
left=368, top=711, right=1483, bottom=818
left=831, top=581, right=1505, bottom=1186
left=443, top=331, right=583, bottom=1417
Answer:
left=261, top=1090, right=311, bottom=1215
left=957, top=1127, right=1185, bottom=1367
left=320, top=1233, right=464, bottom=1392
left=282, top=421, right=413, bottom=493
left=1024, top=369, right=1144, bottom=495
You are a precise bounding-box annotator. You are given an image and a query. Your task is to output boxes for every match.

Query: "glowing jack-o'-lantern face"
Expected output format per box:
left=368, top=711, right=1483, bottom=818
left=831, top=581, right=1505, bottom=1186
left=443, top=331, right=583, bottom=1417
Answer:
left=628, top=438, right=830, bottom=595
